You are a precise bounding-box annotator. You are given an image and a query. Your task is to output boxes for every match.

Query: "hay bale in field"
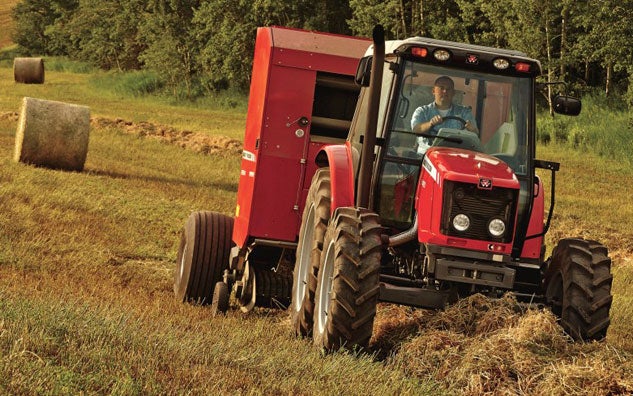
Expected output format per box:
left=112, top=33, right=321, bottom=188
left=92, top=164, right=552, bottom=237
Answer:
left=13, top=57, right=45, bottom=84
left=14, top=97, right=90, bottom=171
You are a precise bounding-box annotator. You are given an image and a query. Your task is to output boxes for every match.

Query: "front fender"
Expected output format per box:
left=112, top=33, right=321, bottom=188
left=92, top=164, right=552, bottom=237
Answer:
left=521, top=176, right=545, bottom=259
left=322, top=142, right=355, bottom=214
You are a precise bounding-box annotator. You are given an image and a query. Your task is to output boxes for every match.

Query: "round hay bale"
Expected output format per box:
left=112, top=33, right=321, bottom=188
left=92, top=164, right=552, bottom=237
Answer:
left=14, top=97, right=91, bottom=171
left=13, top=58, right=45, bottom=84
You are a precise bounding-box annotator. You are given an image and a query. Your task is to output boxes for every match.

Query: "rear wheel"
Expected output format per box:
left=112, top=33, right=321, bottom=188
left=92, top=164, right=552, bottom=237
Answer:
left=291, top=168, right=331, bottom=336
left=174, top=211, right=234, bottom=304
left=544, top=238, right=613, bottom=341
left=313, top=207, right=382, bottom=351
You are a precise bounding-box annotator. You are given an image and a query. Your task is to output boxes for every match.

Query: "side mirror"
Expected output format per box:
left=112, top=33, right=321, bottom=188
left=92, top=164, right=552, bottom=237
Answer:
left=553, top=95, right=581, bottom=116
left=355, top=55, right=372, bottom=87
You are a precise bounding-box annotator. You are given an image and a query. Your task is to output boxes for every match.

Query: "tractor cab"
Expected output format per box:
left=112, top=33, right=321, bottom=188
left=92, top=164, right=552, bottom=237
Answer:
left=349, top=37, right=570, bottom=260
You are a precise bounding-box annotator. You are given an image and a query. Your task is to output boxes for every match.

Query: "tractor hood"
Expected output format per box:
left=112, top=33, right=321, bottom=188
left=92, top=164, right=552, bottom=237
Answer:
left=416, top=146, right=520, bottom=253
left=423, top=147, right=519, bottom=189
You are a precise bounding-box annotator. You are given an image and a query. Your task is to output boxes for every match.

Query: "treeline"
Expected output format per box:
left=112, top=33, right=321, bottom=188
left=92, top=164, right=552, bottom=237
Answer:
left=11, top=0, right=633, bottom=103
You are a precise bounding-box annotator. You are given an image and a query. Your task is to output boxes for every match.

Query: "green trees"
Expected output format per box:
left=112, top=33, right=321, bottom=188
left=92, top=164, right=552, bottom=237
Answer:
left=65, top=0, right=145, bottom=70
left=9, top=0, right=633, bottom=102
left=11, top=0, right=78, bottom=56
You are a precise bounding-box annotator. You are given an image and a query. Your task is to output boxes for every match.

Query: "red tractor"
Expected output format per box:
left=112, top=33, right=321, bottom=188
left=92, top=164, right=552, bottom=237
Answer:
left=175, top=26, right=613, bottom=350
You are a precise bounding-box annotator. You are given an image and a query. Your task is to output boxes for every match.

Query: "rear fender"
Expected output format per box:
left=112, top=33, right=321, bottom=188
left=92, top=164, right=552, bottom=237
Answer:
left=323, top=142, right=355, bottom=214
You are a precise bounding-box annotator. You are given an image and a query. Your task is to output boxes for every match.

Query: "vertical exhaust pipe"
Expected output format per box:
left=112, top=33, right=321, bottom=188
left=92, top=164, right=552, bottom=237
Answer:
left=356, top=25, right=385, bottom=208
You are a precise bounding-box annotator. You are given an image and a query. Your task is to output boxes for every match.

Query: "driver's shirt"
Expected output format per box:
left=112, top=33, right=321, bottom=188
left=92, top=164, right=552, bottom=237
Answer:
left=410, top=102, right=476, bottom=153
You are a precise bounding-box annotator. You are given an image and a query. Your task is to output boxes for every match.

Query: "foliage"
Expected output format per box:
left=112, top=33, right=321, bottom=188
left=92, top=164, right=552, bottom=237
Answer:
left=537, top=92, right=632, bottom=165
left=90, top=70, right=164, bottom=96
left=64, top=0, right=146, bottom=70
left=7, top=0, right=633, bottom=104
left=44, top=56, right=95, bottom=73
left=11, top=0, right=78, bottom=56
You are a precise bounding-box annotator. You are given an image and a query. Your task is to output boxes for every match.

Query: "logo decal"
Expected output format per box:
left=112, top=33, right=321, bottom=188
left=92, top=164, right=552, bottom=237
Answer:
left=478, top=177, right=493, bottom=189
left=423, top=157, right=438, bottom=183
left=242, top=150, right=256, bottom=162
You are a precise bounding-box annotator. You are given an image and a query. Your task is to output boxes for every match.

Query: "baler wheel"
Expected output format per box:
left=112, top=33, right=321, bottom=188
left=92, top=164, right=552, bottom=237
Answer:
left=174, top=211, right=233, bottom=304
left=238, top=263, right=292, bottom=312
left=313, top=207, right=382, bottom=351
left=211, top=281, right=230, bottom=316
left=254, top=268, right=292, bottom=309
left=544, top=238, right=613, bottom=341
left=291, top=168, right=331, bottom=337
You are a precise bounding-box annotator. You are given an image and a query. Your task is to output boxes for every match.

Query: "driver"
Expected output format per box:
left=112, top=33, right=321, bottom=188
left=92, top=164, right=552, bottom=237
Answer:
left=411, top=76, right=478, bottom=149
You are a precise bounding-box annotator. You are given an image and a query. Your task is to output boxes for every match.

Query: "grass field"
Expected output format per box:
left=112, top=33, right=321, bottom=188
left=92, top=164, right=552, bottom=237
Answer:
left=1, top=65, right=632, bottom=394
left=0, top=1, right=17, bottom=48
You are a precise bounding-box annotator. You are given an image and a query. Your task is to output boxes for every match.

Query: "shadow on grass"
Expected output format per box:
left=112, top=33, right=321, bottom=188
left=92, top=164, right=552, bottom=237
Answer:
left=84, top=167, right=238, bottom=193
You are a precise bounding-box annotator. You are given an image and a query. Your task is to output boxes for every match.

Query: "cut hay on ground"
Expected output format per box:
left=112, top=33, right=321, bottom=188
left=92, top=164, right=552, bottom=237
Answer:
left=90, top=117, right=242, bottom=156
left=14, top=97, right=90, bottom=171
left=379, top=294, right=633, bottom=395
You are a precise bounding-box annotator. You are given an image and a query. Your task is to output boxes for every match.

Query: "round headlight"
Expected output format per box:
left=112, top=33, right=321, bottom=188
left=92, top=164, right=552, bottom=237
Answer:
left=452, top=214, right=470, bottom=232
left=488, top=218, right=506, bottom=237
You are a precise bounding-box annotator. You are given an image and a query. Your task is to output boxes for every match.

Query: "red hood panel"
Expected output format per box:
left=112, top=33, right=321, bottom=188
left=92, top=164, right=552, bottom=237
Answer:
left=425, top=147, right=519, bottom=189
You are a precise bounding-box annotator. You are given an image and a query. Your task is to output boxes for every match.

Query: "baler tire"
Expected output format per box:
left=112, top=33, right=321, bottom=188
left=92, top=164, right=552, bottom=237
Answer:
left=211, top=281, right=230, bottom=316
left=313, top=207, right=382, bottom=352
left=544, top=238, right=613, bottom=341
left=174, top=211, right=234, bottom=305
left=291, top=168, right=331, bottom=337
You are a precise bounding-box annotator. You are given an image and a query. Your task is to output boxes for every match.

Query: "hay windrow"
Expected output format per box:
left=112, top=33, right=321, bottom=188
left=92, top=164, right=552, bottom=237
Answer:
left=90, top=116, right=242, bottom=157
left=0, top=111, right=19, bottom=122
left=382, top=294, right=633, bottom=395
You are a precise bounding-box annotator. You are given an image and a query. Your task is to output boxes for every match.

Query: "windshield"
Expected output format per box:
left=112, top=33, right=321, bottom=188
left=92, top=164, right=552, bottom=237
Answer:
left=375, top=60, right=533, bottom=229
left=388, top=61, right=531, bottom=176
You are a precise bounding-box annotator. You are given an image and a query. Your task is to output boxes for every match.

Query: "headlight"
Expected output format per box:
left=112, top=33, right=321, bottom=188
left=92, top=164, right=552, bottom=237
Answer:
left=452, top=214, right=470, bottom=232
left=488, top=218, right=506, bottom=237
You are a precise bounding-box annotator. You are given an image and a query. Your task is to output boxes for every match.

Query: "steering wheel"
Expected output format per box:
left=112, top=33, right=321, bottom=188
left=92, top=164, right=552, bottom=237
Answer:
left=440, top=115, right=467, bottom=130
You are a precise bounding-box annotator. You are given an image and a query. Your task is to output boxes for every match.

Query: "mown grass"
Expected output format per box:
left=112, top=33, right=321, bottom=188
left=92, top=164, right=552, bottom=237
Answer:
left=1, top=65, right=632, bottom=394
left=0, top=66, right=247, bottom=140
left=0, top=1, right=16, bottom=48
left=0, top=66, right=431, bottom=394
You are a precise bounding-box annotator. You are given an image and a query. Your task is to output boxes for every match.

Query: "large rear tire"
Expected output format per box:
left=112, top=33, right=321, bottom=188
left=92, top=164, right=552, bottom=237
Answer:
left=313, top=207, right=382, bottom=351
left=544, top=238, right=613, bottom=341
left=291, top=168, right=331, bottom=336
left=174, top=211, right=234, bottom=304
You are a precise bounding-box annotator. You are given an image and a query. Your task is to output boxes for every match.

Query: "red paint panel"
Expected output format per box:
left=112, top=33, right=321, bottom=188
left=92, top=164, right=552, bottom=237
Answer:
left=232, top=26, right=368, bottom=248
left=416, top=150, right=517, bottom=255
left=272, top=48, right=364, bottom=77
left=249, top=155, right=303, bottom=241
left=426, top=148, right=519, bottom=189
left=233, top=27, right=273, bottom=248
left=324, top=144, right=355, bottom=212
left=521, top=177, right=545, bottom=259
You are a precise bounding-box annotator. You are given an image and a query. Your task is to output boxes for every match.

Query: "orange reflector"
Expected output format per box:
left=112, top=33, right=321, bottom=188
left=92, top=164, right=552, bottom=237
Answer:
left=411, top=47, right=428, bottom=57
left=515, top=62, right=531, bottom=72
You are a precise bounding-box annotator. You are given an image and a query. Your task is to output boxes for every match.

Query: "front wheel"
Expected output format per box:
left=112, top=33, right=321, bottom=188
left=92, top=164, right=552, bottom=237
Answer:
left=544, top=238, right=613, bottom=341
left=313, top=207, right=382, bottom=351
left=291, top=168, right=331, bottom=337
left=174, top=211, right=234, bottom=304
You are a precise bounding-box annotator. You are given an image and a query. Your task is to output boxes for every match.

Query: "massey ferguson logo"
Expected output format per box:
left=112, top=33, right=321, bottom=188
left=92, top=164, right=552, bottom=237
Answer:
left=479, top=177, right=493, bottom=189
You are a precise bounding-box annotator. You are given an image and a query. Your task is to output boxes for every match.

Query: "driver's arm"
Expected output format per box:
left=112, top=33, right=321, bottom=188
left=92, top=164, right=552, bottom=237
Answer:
left=411, top=107, right=441, bottom=134
left=463, top=111, right=479, bottom=133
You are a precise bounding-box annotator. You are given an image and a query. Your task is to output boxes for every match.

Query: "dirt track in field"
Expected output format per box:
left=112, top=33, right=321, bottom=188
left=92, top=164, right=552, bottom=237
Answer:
left=1, top=111, right=243, bottom=156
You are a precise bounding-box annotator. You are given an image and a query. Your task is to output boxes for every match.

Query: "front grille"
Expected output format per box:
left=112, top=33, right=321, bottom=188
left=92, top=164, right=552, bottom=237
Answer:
left=441, top=180, right=518, bottom=243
